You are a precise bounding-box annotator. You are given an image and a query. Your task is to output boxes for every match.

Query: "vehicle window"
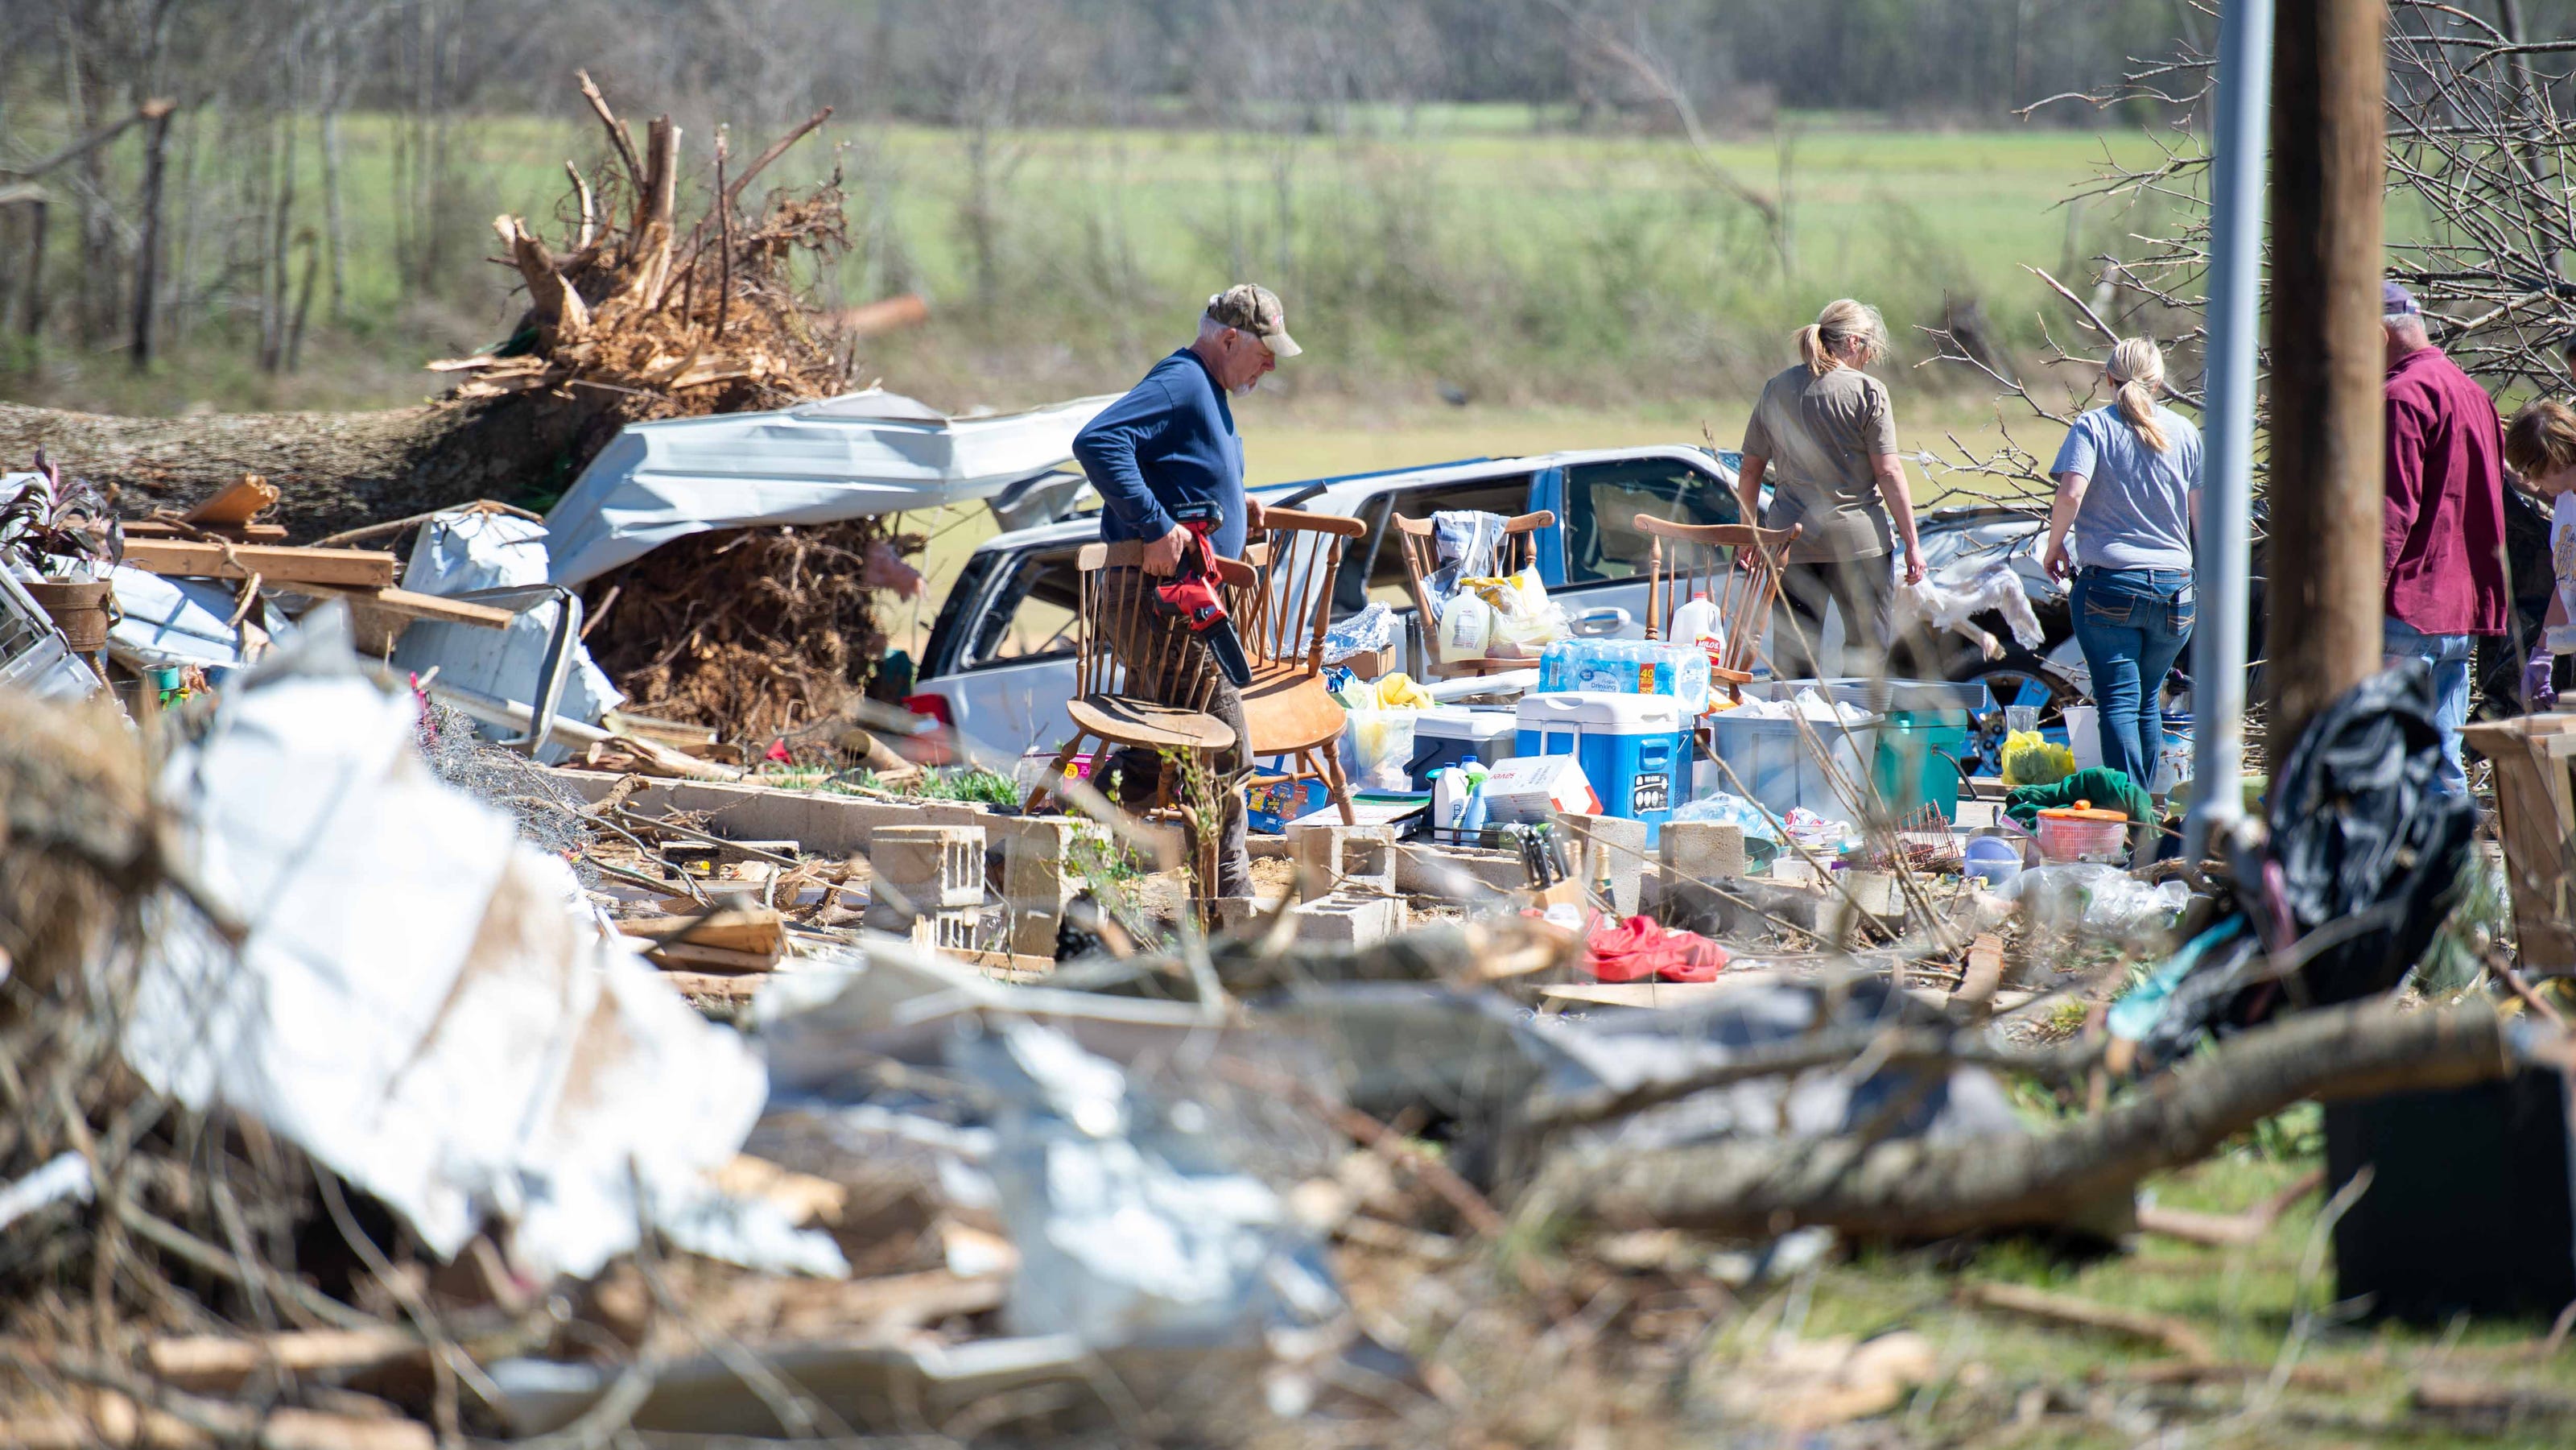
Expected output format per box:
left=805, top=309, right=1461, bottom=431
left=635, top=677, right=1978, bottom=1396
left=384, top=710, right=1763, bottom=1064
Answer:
left=1355, top=477, right=1534, bottom=607
left=965, top=547, right=1083, bottom=667
left=1565, top=459, right=1739, bottom=583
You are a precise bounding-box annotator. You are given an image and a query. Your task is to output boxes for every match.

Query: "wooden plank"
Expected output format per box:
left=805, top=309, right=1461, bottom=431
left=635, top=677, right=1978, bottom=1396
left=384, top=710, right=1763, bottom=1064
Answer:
left=307, top=586, right=515, bottom=630
left=619, top=906, right=783, bottom=956
left=644, top=940, right=781, bottom=973
left=661, top=969, right=768, bottom=1004
left=182, top=473, right=279, bottom=527
left=122, top=518, right=290, bottom=542
left=122, top=538, right=396, bottom=589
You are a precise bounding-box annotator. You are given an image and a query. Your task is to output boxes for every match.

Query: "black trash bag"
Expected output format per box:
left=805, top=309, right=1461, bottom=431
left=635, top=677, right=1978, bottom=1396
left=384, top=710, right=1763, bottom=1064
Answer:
left=2125, top=663, right=2472, bottom=1066
left=2266, top=661, right=2475, bottom=1003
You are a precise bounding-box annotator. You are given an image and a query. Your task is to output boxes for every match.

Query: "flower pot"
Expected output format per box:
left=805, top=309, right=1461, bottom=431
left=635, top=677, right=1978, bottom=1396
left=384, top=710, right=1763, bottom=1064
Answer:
left=26, top=578, right=113, bottom=652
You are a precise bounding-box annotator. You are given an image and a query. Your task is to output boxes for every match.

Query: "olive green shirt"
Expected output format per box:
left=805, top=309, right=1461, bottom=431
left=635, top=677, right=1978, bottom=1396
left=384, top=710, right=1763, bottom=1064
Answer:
left=1740, top=363, right=1900, bottom=563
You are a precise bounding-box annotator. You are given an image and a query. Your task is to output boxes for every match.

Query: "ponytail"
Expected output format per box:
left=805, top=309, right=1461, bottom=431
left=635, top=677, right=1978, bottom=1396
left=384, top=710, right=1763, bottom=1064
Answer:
left=2105, top=337, right=2171, bottom=453
left=1798, top=299, right=1888, bottom=376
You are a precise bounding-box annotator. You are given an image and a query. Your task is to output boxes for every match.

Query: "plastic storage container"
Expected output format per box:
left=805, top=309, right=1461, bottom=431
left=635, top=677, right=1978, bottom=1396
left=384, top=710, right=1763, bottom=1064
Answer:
left=1872, top=709, right=1971, bottom=817
left=1515, top=691, right=1691, bottom=841
left=1703, top=709, right=1880, bottom=820
left=1406, top=705, right=1519, bottom=789
left=2035, top=799, right=2129, bottom=863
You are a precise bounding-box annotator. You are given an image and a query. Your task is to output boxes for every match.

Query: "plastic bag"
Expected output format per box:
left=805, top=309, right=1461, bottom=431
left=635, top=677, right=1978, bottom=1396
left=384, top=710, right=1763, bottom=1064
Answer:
left=2005, top=862, right=2187, bottom=948
left=1341, top=707, right=1418, bottom=791
left=2000, top=729, right=2075, bottom=787
left=1370, top=671, right=1431, bottom=709
left=1482, top=566, right=1569, bottom=651
left=1669, top=790, right=1782, bottom=844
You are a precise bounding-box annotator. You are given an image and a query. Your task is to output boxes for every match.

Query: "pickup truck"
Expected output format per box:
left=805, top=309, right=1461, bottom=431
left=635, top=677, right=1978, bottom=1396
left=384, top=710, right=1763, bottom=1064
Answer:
left=909, top=447, right=2100, bottom=773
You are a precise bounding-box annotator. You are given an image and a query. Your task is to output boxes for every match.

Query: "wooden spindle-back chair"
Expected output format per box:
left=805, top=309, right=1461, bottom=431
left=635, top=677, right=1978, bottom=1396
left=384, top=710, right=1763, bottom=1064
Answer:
left=1232, top=506, right=1368, bottom=827
left=1390, top=509, right=1558, bottom=678
left=1636, top=516, right=1802, bottom=708
left=1022, top=541, right=1255, bottom=906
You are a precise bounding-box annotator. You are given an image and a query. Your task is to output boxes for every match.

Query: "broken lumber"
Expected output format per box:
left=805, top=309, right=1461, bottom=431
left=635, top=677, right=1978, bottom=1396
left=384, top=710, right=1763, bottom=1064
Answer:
left=308, top=587, right=515, bottom=630
left=121, top=539, right=395, bottom=589
left=658, top=970, right=767, bottom=1005
left=1527, top=1000, right=2525, bottom=1239
left=615, top=907, right=782, bottom=956
left=642, top=940, right=781, bottom=973
left=181, top=474, right=279, bottom=527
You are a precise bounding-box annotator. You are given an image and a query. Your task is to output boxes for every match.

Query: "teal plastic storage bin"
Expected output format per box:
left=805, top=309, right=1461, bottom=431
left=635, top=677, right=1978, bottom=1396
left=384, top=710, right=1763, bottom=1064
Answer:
left=1873, top=710, right=1971, bottom=817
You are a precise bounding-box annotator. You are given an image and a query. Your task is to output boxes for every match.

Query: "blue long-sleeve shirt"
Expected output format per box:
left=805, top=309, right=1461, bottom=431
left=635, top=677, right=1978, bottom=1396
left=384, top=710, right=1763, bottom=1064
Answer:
left=1074, top=348, right=1246, bottom=560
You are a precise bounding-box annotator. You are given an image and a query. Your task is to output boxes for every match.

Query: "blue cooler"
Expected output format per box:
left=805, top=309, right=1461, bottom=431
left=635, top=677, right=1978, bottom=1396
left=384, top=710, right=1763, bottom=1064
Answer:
left=1406, top=706, right=1519, bottom=789
left=1515, top=692, right=1691, bottom=842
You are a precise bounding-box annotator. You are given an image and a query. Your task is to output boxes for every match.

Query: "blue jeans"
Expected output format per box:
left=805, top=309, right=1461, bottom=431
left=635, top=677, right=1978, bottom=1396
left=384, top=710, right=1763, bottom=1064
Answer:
left=2071, top=568, right=2194, bottom=790
left=2382, top=618, right=2474, bottom=793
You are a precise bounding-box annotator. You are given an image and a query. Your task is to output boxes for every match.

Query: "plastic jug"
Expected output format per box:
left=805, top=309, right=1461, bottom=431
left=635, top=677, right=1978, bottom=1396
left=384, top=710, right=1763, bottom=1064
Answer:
left=1439, top=591, right=1492, bottom=659
left=1670, top=593, right=1719, bottom=650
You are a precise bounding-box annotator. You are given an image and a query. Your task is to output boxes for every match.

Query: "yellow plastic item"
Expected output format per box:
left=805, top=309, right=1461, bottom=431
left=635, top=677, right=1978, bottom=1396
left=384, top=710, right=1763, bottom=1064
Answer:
left=2000, top=729, right=2076, bottom=787
left=1371, top=671, right=1432, bottom=710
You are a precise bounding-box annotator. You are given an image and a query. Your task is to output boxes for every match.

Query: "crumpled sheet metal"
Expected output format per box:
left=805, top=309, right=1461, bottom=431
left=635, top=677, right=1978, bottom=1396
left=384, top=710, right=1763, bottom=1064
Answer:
left=1261, top=976, right=2023, bottom=1171
left=543, top=388, right=1116, bottom=588
left=105, top=564, right=290, bottom=670
left=118, top=622, right=773, bottom=1280
left=389, top=509, right=621, bottom=762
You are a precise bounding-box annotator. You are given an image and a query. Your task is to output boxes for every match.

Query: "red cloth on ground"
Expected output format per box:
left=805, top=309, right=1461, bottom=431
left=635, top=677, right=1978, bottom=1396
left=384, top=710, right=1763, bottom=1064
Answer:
left=1583, top=914, right=1731, bottom=983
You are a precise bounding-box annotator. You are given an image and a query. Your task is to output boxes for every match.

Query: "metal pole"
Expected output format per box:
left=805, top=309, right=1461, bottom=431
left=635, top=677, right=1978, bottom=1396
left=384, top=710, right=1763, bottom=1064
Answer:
left=2185, top=0, right=2275, bottom=861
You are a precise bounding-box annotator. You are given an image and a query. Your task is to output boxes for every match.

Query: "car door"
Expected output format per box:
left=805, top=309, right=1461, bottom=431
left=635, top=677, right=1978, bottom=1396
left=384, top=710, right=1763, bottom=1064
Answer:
left=1546, top=454, right=1745, bottom=643
left=915, top=540, right=1087, bottom=770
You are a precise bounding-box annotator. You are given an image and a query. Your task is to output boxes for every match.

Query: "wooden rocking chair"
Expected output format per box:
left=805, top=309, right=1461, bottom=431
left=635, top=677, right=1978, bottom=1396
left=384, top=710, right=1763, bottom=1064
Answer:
left=1233, top=506, right=1368, bottom=828
left=1020, top=542, right=1257, bottom=907
left=1636, top=516, right=1801, bottom=708
left=1391, top=509, right=1557, bottom=679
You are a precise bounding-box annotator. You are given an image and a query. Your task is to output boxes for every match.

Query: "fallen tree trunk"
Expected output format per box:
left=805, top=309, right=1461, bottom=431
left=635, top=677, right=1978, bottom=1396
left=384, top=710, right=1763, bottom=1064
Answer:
left=0, top=397, right=613, bottom=543
left=1525, top=999, right=2533, bottom=1238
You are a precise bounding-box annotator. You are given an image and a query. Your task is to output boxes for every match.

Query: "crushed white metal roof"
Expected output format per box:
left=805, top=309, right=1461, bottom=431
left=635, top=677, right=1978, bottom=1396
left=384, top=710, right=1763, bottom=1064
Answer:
left=543, top=388, right=1117, bottom=587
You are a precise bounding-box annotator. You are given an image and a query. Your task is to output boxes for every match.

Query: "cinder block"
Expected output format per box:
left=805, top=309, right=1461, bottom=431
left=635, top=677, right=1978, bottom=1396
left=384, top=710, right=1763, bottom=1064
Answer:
left=870, top=824, right=985, bottom=907
left=1290, top=891, right=1407, bottom=947
left=906, top=906, right=980, bottom=955
left=1824, top=870, right=1908, bottom=940
left=993, top=816, right=1096, bottom=959
left=1393, top=843, right=1526, bottom=895
left=1661, top=821, right=1748, bottom=882
left=1554, top=811, right=1646, bottom=917
left=1289, top=824, right=1397, bottom=899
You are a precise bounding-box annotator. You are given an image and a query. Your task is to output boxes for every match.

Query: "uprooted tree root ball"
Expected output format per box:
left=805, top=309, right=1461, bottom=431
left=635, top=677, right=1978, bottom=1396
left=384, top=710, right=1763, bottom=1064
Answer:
left=581, top=517, right=924, bottom=746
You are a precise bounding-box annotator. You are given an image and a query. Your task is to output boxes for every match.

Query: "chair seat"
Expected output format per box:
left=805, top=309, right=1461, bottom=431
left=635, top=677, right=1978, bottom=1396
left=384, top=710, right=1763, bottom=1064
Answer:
left=1243, top=668, right=1348, bottom=756
left=1067, top=694, right=1239, bottom=753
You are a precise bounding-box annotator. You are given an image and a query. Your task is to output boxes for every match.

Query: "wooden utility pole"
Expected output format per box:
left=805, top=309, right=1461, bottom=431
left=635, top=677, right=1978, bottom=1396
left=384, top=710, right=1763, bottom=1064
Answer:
left=2266, top=0, right=2387, bottom=754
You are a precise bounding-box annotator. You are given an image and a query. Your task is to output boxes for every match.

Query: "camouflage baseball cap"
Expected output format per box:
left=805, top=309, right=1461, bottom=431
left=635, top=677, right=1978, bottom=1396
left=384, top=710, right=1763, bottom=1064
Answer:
left=1205, top=283, right=1302, bottom=357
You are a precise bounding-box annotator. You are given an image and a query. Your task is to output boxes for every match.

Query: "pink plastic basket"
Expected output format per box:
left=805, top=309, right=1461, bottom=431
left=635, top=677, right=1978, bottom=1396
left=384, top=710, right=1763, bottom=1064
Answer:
left=2035, top=802, right=2129, bottom=863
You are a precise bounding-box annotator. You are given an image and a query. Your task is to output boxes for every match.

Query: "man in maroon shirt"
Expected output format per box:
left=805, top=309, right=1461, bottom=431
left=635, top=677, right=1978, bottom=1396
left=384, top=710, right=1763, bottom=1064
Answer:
left=2380, top=281, right=2510, bottom=791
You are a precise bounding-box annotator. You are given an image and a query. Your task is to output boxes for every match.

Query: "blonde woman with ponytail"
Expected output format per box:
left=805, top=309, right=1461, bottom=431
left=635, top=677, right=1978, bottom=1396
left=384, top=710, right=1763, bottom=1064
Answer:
left=1737, top=299, right=1926, bottom=678
left=2041, top=336, right=2203, bottom=790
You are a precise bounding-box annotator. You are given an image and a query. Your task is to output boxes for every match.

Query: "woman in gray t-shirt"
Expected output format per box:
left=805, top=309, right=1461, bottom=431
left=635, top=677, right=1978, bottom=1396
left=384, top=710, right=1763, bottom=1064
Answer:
left=2041, top=337, right=2202, bottom=791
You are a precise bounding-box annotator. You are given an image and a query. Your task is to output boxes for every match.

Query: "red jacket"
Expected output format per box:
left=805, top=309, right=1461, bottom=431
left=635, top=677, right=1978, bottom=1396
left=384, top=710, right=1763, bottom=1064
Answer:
left=2383, top=345, right=2508, bottom=636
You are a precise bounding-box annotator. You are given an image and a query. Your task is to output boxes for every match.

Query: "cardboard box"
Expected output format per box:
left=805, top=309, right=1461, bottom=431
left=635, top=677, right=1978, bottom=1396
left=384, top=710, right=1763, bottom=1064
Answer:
left=1480, top=754, right=1600, bottom=824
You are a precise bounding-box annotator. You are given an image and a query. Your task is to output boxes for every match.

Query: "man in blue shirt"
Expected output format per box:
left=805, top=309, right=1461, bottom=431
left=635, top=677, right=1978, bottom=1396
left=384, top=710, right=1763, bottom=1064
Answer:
left=1071, top=284, right=1299, bottom=898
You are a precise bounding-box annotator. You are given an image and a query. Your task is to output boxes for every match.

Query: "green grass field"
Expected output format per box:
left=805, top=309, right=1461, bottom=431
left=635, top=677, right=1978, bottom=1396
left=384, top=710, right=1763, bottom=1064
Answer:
left=2, top=105, right=2182, bottom=418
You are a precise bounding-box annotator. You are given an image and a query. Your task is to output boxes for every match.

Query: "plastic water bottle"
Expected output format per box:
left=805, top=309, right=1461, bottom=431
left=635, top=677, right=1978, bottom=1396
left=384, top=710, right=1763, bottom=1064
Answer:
left=1541, top=639, right=1573, bottom=692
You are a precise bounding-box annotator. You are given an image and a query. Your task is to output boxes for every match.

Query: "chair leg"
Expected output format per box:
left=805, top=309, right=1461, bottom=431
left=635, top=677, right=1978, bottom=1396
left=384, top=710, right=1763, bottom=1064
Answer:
left=1319, top=737, right=1356, bottom=824
left=1021, top=734, right=1084, bottom=814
